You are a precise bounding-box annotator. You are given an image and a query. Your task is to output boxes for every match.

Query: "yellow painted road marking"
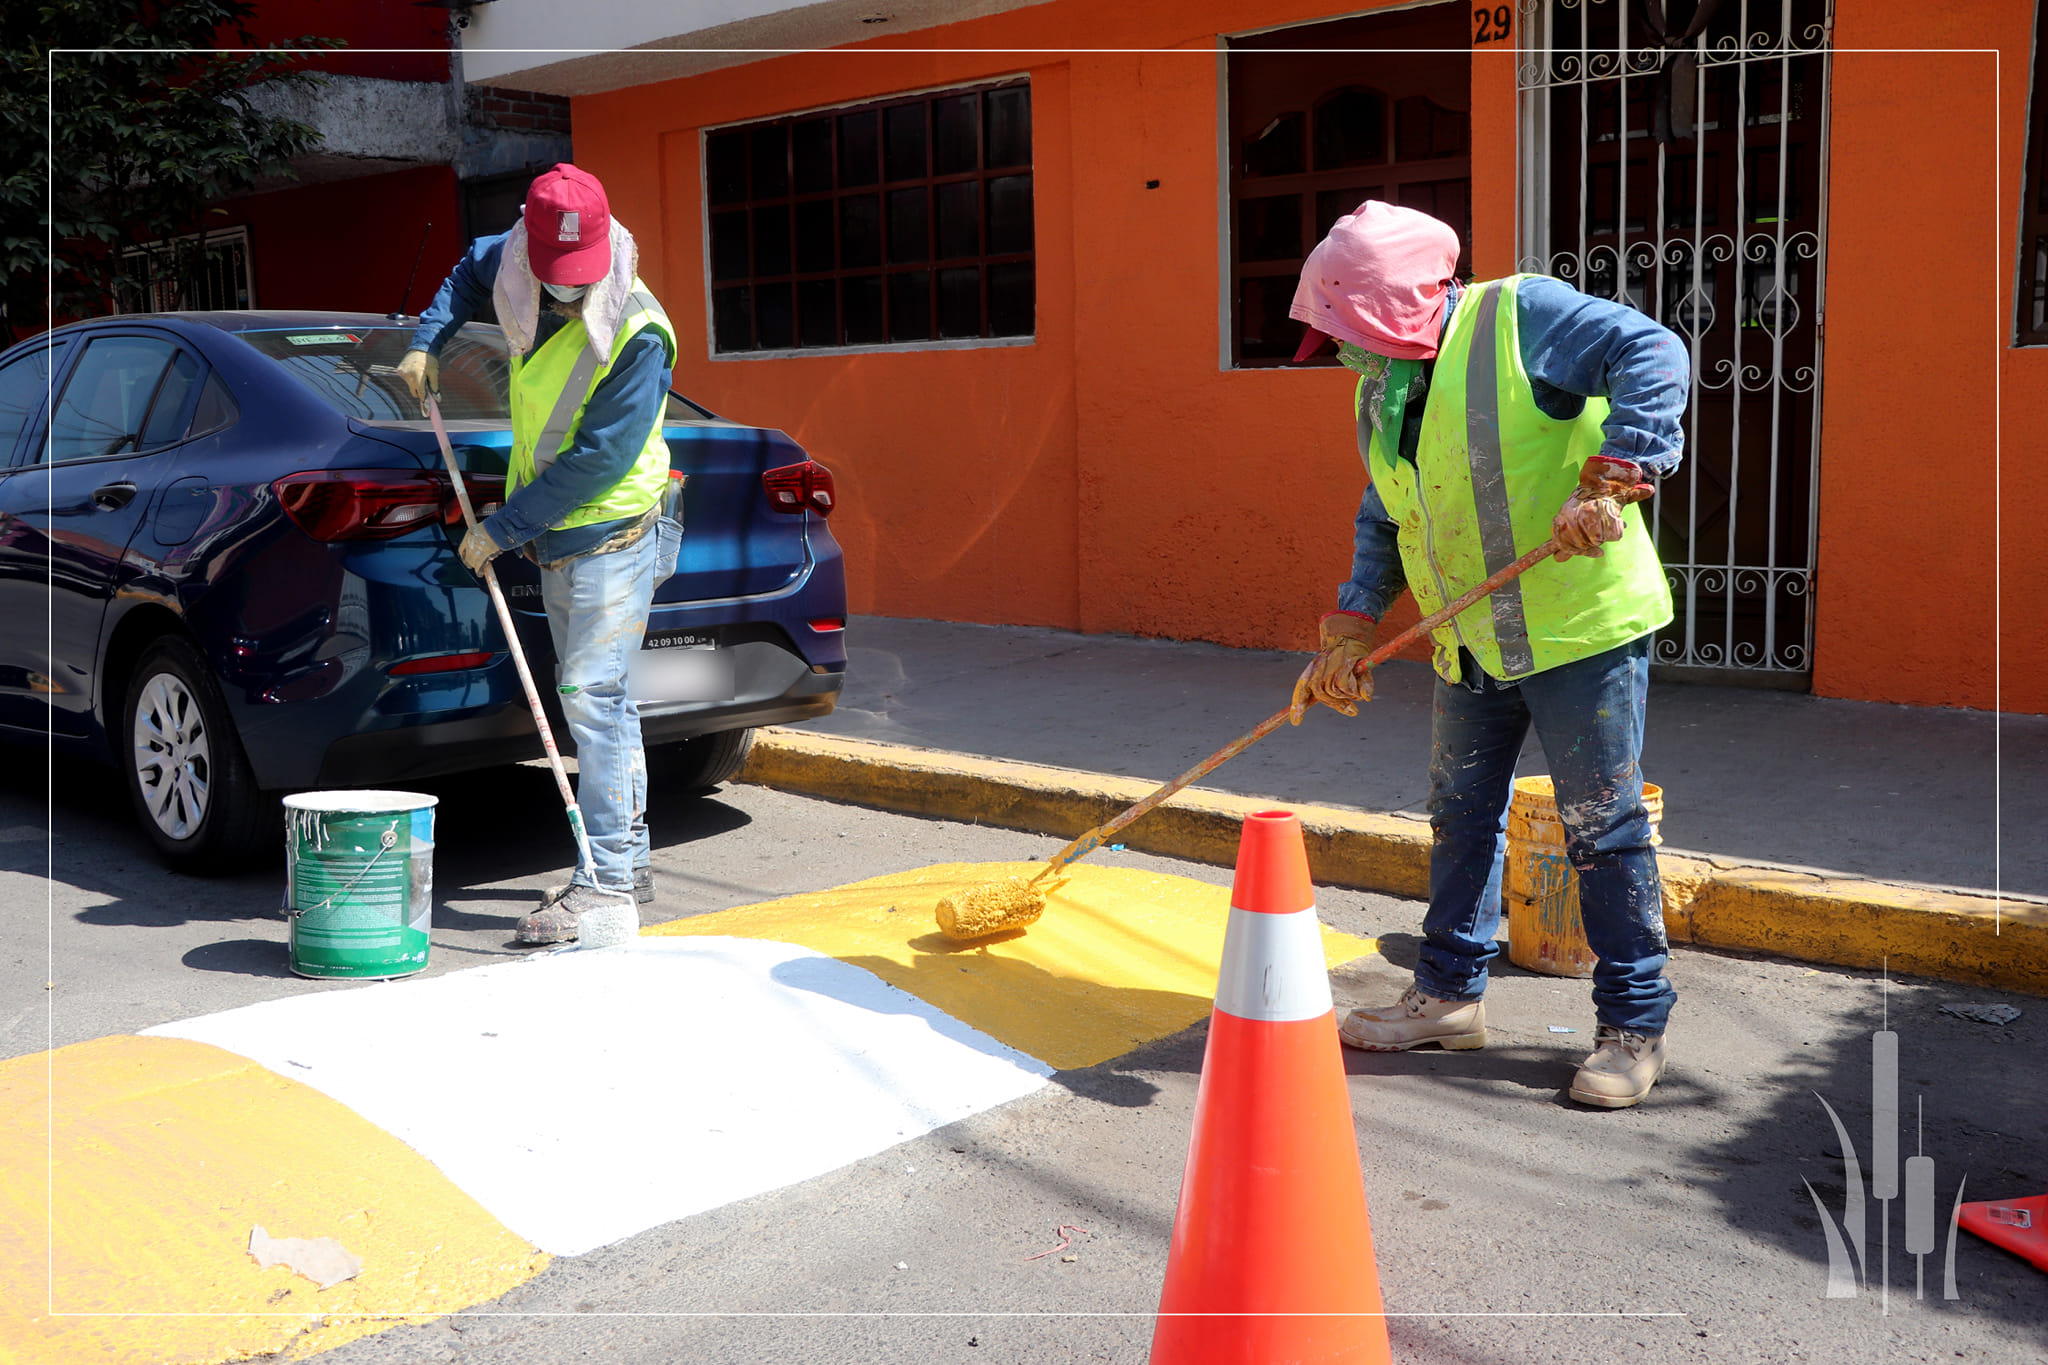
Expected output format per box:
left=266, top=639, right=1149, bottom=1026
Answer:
left=0, top=1035, right=547, bottom=1364
left=648, top=862, right=1377, bottom=1070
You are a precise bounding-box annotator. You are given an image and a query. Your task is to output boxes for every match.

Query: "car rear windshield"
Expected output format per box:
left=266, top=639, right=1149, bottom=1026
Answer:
left=236, top=325, right=713, bottom=426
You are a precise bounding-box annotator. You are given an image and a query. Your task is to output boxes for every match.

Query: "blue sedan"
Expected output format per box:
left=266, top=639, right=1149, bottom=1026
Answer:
left=0, top=312, right=846, bottom=870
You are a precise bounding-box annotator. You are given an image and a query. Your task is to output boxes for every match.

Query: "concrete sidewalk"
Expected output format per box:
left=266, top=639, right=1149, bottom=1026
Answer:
left=739, top=616, right=2048, bottom=993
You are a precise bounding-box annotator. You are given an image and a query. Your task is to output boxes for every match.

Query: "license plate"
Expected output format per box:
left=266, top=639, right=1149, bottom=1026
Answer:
left=631, top=629, right=732, bottom=701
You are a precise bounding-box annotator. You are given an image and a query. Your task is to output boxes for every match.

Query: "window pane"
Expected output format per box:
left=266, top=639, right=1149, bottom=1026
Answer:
left=888, top=187, right=930, bottom=264
left=937, top=267, right=980, bottom=338
left=799, top=278, right=838, bottom=347
left=48, top=335, right=176, bottom=462
left=1237, top=276, right=1299, bottom=361
left=988, top=261, right=1034, bottom=336
left=1313, top=88, right=1386, bottom=169
left=885, top=103, right=928, bottom=181
left=1315, top=187, right=1382, bottom=241
left=0, top=345, right=60, bottom=459
left=706, top=131, right=748, bottom=205
left=987, top=175, right=1033, bottom=253
left=889, top=271, right=932, bottom=341
left=756, top=281, right=794, bottom=350
left=188, top=371, right=237, bottom=437
left=985, top=87, right=1031, bottom=167
left=843, top=275, right=884, bottom=344
left=1397, top=179, right=1469, bottom=265
left=933, top=94, right=979, bottom=175
left=1242, top=112, right=1306, bottom=178
left=713, top=286, right=753, bottom=352
left=838, top=110, right=879, bottom=187
left=753, top=205, right=792, bottom=277
left=795, top=199, right=835, bottom=273
left=840, top=194, right=881, bottom=268
left=710, top=210, right=750, bottom=282
left=1395, top=96, right=1469, bottom=161
left=749, top=124, right=789, bottom=198
left=793, top=117, right=834, bottom=193
left=139, top=348, right=202, bottom=449
left=1238, top=194, right=1303, bottom=263
left=935, top=180, right=979, bottom=259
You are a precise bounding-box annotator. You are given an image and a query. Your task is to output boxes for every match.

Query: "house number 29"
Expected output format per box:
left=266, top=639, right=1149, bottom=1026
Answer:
left=1473, top=5, right=1514, bottom=43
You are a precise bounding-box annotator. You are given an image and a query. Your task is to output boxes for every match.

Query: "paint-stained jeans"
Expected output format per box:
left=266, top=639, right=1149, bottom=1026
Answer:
left=1415, top=635, right=1676, bottom=1034
left=539, top=525, right=663, bottom=893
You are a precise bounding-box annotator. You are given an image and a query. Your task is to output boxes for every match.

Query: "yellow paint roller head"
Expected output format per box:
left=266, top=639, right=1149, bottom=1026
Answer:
left=933, top=876, right=1050, bottom=941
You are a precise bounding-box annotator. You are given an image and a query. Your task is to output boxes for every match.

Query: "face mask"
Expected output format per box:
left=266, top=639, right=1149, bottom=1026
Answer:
left=541, top=280, right=587, bottom=302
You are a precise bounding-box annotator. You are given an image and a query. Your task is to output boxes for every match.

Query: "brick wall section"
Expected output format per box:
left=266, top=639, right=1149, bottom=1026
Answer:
left=469, top=87, right=572, bottom=134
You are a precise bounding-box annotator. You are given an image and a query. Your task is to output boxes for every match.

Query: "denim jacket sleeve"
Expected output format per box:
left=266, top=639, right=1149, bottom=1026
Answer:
left=408, top=232, right=509, bottom=356
left=1336, top=478, right=1407, bottom=621
left=1515, top=275, right=1689, bottom=478
left=482, top=330, right=672, bottom=552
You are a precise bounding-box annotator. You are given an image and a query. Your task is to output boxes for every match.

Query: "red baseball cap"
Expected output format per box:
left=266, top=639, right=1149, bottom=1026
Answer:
left=525, top=164, right=611, bottom=286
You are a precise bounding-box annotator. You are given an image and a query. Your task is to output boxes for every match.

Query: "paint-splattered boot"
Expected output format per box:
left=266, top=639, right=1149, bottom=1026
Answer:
left=1568, top=1025, right=1666, bottom=1108
left=540, top=866, right=654, bottom=908
left=1338, top=987, right=1487, bottom=1052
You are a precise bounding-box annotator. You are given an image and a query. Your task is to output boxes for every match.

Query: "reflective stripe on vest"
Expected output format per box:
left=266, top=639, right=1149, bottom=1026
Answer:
left=532, top=290, right=660, bottom=480
left=1461, top=285, right=1536, bottom=676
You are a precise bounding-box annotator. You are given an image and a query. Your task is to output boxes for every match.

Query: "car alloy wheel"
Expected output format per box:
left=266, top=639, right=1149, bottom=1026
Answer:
left=131, top=670, right=213, bottom=841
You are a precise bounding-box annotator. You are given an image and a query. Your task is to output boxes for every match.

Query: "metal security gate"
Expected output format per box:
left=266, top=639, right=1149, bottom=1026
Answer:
left=1516, top=0, right=1833, bottom=680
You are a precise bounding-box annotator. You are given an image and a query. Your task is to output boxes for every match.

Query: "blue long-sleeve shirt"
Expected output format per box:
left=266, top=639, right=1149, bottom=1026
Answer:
left=1336, top=276, right=1690, bottom=621
left=410, top=232, right=673, bottom=563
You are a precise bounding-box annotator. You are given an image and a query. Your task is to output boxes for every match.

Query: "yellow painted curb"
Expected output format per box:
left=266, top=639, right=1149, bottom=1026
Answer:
left=647, top=861, right=1377, bottom=1071
left=0, top=1036, right=548, bottom=1365
left=741, top=728, right=2048, bottom=997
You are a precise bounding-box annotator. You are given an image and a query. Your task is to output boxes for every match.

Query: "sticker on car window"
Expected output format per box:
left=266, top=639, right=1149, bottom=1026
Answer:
left=283, top=333, right=362, bottom=346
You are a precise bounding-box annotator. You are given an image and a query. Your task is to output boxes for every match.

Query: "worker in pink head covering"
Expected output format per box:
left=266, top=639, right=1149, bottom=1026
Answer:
left=1285, top=200, right=1693, bottom=1111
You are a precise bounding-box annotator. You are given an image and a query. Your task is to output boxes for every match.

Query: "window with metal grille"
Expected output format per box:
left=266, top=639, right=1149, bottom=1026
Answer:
left=1227, top=3, right=1472, bottom=368
left=2018, top=1, right=2048, bottom=346
left=116, top=228, right=253, bottom=313
left=705, top=80, right=1035, bottom=353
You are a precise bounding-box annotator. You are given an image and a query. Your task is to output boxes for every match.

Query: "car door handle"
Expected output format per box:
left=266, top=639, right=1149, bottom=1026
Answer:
left=91, top=481, right=138, bottom=511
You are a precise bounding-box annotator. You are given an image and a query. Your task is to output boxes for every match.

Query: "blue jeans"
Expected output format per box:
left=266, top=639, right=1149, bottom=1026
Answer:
left=1415, top=636, right=1676, bottom=1034
left=539, top=519, right=674, bottom=893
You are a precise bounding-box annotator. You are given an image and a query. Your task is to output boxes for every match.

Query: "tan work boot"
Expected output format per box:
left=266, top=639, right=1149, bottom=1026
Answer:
left=1568, top=1025, right=1667, bottom=1108
left=1339, top=987, right=1488, bottom=1052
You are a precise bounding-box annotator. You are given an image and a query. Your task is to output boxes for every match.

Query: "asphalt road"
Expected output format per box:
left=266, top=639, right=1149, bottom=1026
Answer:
left=3, top=744, right=2045, bottom=1364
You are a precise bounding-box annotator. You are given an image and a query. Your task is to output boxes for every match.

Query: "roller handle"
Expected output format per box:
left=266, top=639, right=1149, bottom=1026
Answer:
left=1028, top=485, right=1654, bottom=885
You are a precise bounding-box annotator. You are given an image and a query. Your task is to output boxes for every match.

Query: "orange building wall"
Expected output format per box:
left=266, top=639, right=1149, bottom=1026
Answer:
left=1820, top=4, right=2045, bottom=713
left=572, top=0, right=2044, bottom=713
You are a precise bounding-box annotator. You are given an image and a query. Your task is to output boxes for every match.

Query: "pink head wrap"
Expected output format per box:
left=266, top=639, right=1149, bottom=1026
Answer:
left=1288, top=201, right=1461, bottom=362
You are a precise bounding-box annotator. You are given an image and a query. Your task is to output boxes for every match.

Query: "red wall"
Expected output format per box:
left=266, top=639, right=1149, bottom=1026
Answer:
left=222, top=165, right=462, bottom=316
left=237, top=0, right=450, bottom=83
left=569, top=0, right=2044, bottom=714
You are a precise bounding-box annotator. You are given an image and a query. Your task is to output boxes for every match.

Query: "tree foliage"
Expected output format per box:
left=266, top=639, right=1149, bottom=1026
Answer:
left=0, top=0, right=339, bottom=342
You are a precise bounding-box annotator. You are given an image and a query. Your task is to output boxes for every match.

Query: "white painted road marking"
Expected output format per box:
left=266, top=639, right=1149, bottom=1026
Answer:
left=148, top=937, right=1052, bottom=1256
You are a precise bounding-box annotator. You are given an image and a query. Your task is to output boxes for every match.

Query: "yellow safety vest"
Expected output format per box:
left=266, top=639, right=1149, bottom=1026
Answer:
left=506, top=281, right=676, bottom=531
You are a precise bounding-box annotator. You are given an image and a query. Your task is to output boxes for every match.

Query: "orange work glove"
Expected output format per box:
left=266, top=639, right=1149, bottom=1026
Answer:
left=1552, top=455, right=1652, bottom=561
left=1289, top=612, right=1378, bottom=724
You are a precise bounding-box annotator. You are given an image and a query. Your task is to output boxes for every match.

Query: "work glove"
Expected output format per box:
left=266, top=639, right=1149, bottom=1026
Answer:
left=459, top=524, right=501, bottom=577
left=396, top=349, right=439, bottom=415
left=1551, top=455, right=1653, bottom=561
left=1289, top=612, right=1378, bottom=724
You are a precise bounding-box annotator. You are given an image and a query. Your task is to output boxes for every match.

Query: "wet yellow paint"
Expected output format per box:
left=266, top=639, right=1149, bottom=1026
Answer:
left=0, top=1035, right=547, bottom=1364
left=648, top=862, right=1377, bottom=1070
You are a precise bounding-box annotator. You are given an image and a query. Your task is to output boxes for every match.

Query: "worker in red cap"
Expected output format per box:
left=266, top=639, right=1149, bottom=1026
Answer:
left=1286, top=201, right=1689, bottom=1108
left=398, top=163, right=681, bottom=945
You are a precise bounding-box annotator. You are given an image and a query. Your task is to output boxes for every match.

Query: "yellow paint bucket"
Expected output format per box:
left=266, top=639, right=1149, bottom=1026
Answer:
left=1503, top=776, right=1663, bottom=978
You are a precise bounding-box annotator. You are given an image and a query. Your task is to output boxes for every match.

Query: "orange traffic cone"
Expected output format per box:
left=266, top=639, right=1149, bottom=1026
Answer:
left=1958, top=1192, right=2048, bottom=1274
left=1149, top=809, right=1392, bottom=1365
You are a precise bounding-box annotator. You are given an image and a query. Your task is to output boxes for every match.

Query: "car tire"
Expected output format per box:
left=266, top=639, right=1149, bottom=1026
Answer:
left=652, top=726, right=755, bottom=794
left=122, top=636, right=277, bottom=873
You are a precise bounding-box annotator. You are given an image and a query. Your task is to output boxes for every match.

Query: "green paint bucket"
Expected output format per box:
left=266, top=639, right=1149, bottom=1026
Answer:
left=283, top=790, right=438, bottom=980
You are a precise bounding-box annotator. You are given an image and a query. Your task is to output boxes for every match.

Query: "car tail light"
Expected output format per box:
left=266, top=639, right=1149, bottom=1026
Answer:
left=275, top=471, right=506, bottom=541
left=762, top=460, right=835, bottom=517
left=390, top=651, right=497, bottom=676
left=808, top=617, right=845, bottom=632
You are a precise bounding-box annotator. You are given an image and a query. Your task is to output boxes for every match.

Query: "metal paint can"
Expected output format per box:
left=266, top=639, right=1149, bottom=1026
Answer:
left=282, top=791, right=438, bottom=980
left=1503, top=776, right=1663, bottom=978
